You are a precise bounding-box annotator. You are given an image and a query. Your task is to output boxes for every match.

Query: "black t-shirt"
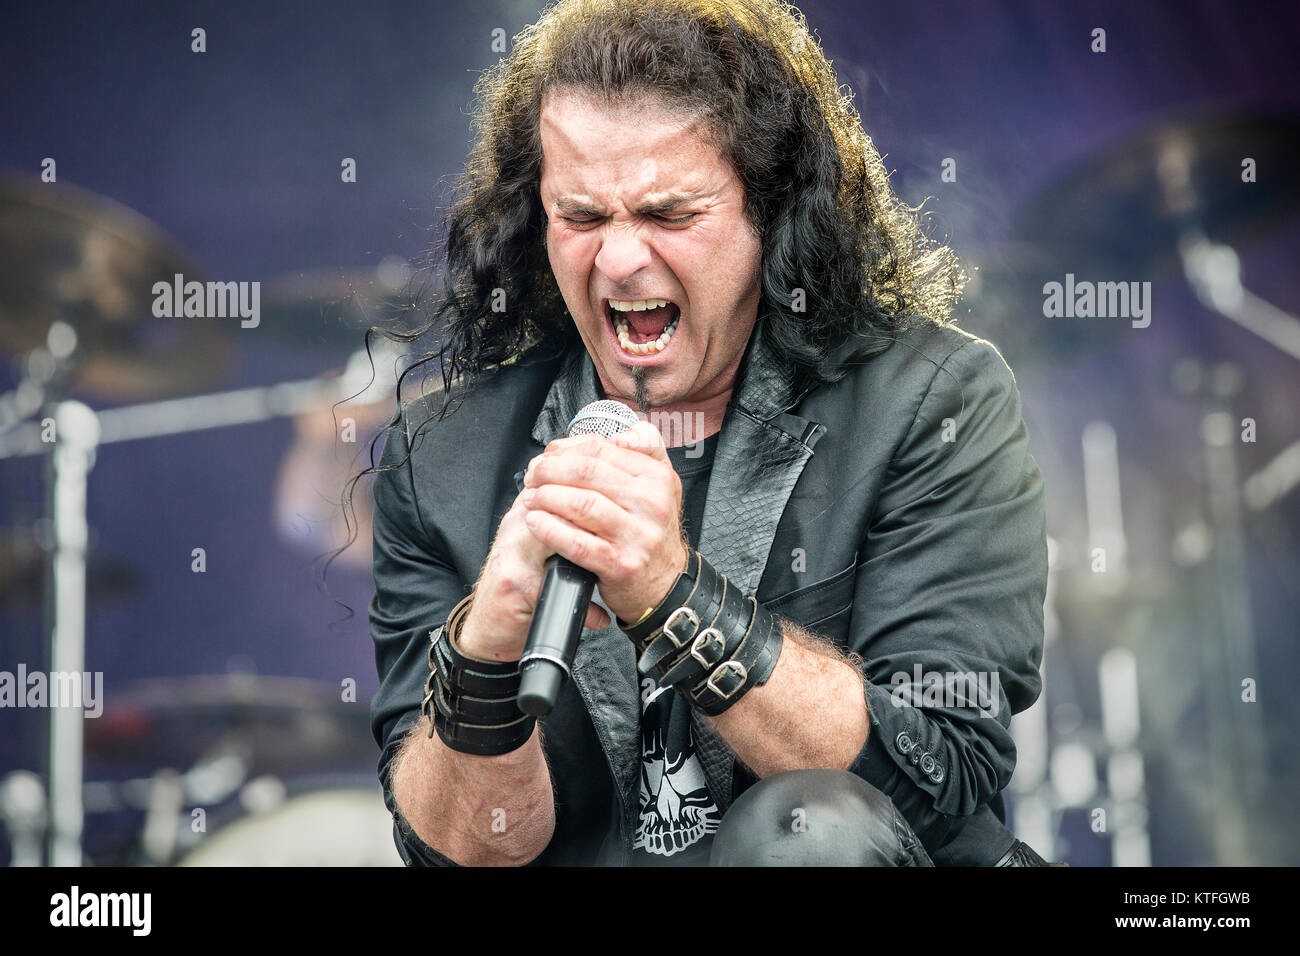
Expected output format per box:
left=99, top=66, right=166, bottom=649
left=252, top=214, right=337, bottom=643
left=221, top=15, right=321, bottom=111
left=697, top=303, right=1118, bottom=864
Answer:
left=631, top=431, right=724, bottom=865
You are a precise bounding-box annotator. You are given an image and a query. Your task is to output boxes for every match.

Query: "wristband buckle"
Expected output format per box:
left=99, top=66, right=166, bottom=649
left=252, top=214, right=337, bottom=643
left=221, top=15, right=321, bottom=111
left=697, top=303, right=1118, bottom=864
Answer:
left=700, top=659, right=748, bottom=701
left=690, top=627, right=726, bottom=668
left=662, top=606, right=700, bottom=648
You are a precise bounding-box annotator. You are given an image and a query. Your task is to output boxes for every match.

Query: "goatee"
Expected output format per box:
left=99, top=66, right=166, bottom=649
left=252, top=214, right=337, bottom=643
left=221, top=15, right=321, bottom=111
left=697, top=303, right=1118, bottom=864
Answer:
left=631, top=367, right=651, bottom=413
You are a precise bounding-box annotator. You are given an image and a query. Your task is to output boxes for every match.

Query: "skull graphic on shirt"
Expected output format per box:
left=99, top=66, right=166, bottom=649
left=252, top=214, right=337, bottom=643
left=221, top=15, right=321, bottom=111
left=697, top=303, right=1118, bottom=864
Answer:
left=634, top=723, right=722, bottom=856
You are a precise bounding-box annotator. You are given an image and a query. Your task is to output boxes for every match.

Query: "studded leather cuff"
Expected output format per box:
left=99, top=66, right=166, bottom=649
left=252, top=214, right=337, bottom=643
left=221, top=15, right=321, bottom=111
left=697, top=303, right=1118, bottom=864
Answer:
left=422, top=595, right=536, bottom=756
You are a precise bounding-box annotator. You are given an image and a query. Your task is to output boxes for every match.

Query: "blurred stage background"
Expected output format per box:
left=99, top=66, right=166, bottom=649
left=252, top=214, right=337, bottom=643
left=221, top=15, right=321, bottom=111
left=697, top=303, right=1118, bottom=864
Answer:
left=1, top=0, right=1297, bottom=865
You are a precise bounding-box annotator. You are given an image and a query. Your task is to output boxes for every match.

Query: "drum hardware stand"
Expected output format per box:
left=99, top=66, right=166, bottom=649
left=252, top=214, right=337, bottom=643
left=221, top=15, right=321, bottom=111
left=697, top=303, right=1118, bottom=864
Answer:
left=1079, top=421, right=1151, bottom=866
left=1, top=340, right=396, bottom=866
left=1173, top=185, right=1292, bottom=859
left=1011, top=422, right=1155, bottom=865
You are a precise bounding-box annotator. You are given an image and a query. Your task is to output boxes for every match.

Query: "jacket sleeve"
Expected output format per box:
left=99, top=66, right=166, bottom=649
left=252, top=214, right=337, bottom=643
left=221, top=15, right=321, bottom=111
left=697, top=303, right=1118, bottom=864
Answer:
left=368, top=404, right=467, bottom=866
left=842, top=337, right=1047, bottom=848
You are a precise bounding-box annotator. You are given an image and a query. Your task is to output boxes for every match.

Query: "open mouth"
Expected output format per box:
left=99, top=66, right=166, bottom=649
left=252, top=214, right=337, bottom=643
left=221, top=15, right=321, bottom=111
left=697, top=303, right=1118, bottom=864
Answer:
left=604, top=297, right=682, bottom=356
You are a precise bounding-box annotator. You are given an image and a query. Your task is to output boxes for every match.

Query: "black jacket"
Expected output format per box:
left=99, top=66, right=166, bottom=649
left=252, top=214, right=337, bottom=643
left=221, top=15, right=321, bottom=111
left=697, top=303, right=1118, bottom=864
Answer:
left=369, top=317, right=1048, bottom=865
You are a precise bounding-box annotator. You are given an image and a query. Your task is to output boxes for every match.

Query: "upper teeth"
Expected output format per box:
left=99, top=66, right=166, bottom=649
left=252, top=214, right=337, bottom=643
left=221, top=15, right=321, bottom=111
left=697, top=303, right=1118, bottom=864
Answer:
left=608, top=298, right=670, bottom=311
left=610, top=299, right=680, bottom=354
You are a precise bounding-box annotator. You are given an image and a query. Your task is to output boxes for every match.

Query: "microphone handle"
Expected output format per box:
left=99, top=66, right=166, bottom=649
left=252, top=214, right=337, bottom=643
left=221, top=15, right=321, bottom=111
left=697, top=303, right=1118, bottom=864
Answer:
left=517, top=554, right=596, bottom=717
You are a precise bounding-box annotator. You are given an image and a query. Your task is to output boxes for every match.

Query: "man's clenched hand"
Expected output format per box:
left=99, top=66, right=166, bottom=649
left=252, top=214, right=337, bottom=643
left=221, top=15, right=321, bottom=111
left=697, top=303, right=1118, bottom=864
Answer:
left=520, top=421, right=690, bottom=625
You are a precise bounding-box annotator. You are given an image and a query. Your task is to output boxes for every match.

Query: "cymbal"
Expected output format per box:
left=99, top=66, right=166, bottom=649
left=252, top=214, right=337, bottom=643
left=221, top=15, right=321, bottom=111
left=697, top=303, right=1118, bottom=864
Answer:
left=961, top=112, right=1300, bottom=365
left=83, top=675, right=376, bottom=776
left=0, top=175, right=231, bottom=400
left=1013, top=111, right=1300, bottom=277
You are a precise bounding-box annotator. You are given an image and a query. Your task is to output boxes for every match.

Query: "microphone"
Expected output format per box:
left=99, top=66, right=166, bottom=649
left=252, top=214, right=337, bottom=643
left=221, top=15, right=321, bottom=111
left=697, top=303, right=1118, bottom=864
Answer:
left=517, top=400, right=641, bottom=717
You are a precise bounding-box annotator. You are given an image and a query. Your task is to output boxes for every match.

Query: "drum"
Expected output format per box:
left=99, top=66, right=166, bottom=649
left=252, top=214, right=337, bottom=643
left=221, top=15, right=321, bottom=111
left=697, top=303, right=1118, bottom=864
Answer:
left=177, top=786, right=402, bottom=867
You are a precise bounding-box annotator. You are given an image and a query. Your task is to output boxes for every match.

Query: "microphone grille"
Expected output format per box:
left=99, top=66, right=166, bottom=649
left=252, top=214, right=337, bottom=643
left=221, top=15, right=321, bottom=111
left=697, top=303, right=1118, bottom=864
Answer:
left=567, top=400, right=641, bottom=438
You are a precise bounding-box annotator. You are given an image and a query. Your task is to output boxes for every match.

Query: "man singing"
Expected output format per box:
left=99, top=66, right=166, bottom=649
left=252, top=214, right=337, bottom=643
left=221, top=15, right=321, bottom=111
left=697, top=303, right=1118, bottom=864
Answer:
left=369, top=0, right=1050, bottom=866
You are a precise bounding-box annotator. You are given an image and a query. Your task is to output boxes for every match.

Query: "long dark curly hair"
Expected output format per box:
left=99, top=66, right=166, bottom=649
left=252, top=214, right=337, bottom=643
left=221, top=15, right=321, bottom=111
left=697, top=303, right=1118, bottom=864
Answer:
left=327, top=0, right=966, bottom=587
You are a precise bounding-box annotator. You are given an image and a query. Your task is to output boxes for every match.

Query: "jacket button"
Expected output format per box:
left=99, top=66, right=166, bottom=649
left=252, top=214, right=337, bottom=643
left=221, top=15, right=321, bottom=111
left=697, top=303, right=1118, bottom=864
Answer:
left=929, top=765, right=944, bottom=784
left=920, top=753, right=936, bottom=775
left=895, top=732, right=914, bottom=754
left=910, top=747, right=924, bottom=766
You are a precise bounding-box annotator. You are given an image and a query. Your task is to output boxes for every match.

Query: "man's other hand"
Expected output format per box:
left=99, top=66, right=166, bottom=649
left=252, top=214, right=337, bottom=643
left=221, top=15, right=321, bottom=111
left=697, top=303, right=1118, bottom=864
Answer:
left=457, top=483, right=613, bottom=662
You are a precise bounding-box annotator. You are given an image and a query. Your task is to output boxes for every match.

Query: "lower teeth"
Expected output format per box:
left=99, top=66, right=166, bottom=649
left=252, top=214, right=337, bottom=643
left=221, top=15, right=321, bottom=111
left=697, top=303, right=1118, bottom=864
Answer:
left=614, top=315, right=678, bottom=354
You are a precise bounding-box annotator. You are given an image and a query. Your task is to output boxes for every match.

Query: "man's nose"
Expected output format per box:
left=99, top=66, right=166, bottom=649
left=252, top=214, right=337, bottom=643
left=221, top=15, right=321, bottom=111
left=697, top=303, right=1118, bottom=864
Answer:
left=594, top=222, right=653, bottom=284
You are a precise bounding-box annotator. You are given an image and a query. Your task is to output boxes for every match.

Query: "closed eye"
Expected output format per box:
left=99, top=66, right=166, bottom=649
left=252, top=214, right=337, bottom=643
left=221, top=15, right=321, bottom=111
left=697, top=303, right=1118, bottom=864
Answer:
left=558, top=213, right=698, bottom=227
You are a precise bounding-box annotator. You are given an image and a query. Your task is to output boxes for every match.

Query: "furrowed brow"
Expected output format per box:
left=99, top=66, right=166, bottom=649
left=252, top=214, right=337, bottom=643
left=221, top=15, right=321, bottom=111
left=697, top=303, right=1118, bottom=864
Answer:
left=554, top=197, right=602, bottom=216
left=636, top=193, right=701, bottom=215
left=552, top=193, right=702, bottom=217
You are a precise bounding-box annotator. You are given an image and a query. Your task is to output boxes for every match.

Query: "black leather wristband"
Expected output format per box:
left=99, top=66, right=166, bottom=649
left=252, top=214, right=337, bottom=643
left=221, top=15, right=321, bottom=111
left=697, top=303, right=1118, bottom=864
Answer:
left=422, top=596, right=535, bottom=756
left=428, top=597, right=521, bottom=698
left=688, top=601, right=784, bottom=716
left=430, top=677, right=524, bottom=725
left=637, top=561, right=728, bottom=675
left=430, top=629, right=520, bottom=700
left=620, top=549, right=703, bottom=646
left=432, top=710, right=536, bottom=756
left=657, top=586, right=755, bottom=690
